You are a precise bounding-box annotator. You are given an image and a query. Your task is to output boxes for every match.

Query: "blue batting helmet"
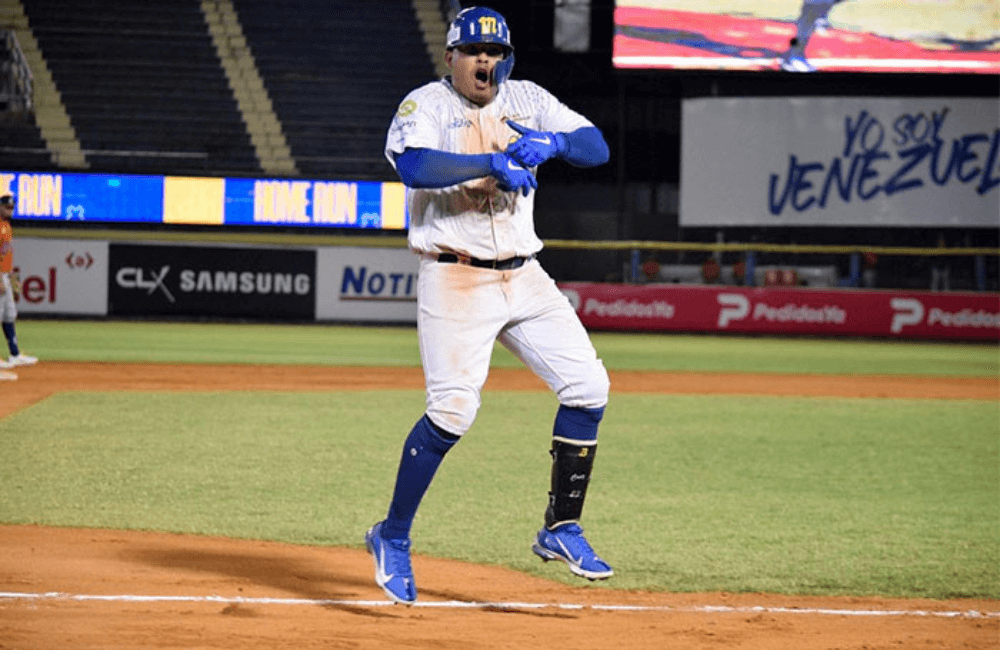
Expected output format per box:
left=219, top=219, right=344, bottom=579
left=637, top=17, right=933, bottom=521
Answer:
left=447, top=6, right=515, bottom=83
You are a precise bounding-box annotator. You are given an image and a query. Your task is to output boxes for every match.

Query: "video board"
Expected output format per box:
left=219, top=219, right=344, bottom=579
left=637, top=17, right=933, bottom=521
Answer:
left=614, top=1, right=1000, bottom=73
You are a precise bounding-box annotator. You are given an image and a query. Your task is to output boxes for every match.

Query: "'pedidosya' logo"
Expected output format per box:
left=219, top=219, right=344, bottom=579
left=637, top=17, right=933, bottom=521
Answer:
left=561, top=289, right=581, bottom=311
left=716, top=293, right=846, bottom=328
left=891, top=298, right=999, bottom=333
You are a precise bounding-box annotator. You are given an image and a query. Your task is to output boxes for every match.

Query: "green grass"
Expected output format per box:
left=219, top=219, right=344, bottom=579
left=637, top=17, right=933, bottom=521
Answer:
left=2, top=387, right=997, bottom=599
left=16, top=318, right=1000, bottom=376
left=589, top=331, right=999, bottom=376
left=3, top=319, right=998, bottom=599
left=17, top=320, right=426, bottom=366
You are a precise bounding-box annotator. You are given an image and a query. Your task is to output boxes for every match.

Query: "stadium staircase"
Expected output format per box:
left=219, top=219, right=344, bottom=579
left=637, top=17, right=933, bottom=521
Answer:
left=0, top=110, right=55, bottom=171
left=201, top=0, right=297, bottom=177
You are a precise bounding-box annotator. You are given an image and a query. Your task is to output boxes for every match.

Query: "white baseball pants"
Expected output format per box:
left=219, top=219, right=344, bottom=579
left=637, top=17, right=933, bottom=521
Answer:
left=417, top=257, right=609, bottom=435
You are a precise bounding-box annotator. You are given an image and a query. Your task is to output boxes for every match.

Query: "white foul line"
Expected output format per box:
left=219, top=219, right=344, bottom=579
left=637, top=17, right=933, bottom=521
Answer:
left=1, top=592, right=997, bottom=619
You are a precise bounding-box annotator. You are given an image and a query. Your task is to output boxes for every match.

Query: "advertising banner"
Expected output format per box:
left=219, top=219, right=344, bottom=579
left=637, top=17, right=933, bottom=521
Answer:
left=680, top=97, right=1000, bottom=227
left=108, top=243, right=316, bottom=319
left=12, top=238, right=109, bottom=315
left=559, top=282, right=999, bottom=341
left=316, top=247, right=419, bottom=323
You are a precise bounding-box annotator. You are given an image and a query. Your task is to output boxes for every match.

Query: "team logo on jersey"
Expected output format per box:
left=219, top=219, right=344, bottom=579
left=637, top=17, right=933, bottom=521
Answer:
left=397, top=100, right=417, bottom=117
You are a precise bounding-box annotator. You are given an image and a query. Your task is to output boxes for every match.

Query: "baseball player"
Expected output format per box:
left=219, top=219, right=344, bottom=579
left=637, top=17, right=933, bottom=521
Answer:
left=1, top=193, right=38, bottom=379
left=780, top=0, right=848, bottom=71
left=365, top=6, right=613, bottom=604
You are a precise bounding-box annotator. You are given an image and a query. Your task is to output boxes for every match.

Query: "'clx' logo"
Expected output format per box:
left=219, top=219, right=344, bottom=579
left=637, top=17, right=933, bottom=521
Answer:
left=116, top=266, right=175, bottom=303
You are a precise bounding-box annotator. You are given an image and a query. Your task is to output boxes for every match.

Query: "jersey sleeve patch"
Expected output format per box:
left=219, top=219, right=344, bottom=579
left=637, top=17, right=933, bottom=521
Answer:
left=398, top=100, right=418, bottom=117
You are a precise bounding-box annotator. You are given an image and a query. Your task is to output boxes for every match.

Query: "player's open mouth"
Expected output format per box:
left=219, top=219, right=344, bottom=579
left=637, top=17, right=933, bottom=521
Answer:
left=475, top=69, right=489, bottom=84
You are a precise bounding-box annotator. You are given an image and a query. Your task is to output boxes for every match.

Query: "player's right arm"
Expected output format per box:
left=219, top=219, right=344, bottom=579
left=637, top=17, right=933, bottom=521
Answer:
left=393, top=148, right=536, bottom=196
left=386, top=84, right=536, bottom=196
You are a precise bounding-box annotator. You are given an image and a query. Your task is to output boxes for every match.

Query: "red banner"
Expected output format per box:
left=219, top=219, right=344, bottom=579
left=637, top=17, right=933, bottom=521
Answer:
left=557, top=283, right=1000, bottom=341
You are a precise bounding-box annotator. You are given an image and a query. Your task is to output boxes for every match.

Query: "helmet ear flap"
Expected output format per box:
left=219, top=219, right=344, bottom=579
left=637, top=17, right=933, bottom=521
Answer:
left=494, top=52, right=515, bottom=85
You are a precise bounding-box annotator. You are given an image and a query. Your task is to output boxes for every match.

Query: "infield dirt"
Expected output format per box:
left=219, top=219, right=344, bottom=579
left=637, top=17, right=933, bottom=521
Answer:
left=1, top=362, right=997, bottom=649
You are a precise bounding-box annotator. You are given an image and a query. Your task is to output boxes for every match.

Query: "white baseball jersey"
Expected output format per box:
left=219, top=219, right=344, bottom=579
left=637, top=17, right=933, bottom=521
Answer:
left=385, top=78, right=595, bottom=260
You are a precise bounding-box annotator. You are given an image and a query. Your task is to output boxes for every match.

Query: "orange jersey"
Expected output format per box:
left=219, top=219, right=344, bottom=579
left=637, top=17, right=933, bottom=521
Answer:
left=0, top=220, right=12, bottom=273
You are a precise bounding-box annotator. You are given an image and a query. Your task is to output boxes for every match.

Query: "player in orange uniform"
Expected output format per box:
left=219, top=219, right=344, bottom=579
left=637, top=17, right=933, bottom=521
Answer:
left=0, top=194, right=38, bottom=380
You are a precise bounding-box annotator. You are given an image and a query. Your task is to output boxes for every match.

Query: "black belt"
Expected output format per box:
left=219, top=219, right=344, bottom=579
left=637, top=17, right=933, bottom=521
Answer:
left=436, top=253, right=533, bottom=270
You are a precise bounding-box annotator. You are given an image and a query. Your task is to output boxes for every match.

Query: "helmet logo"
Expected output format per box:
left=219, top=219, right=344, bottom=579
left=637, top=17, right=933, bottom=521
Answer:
left=477, top=15, right=498, bottom=37
left=448, top=6, right=512, bottom=51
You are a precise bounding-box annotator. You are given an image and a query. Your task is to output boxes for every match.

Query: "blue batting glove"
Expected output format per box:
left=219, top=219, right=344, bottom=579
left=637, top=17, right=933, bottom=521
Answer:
left=489, top=153, right=537, bottom=196
left=505, top=120, right=566, bottom=168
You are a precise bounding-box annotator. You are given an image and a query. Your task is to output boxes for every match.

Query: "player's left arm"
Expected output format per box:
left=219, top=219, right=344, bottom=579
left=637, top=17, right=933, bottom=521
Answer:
left=505, top=121, right=609, bottom=169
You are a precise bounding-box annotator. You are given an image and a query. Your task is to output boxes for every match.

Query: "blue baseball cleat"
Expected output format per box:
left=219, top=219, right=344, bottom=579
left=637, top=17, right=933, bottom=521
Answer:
left=365, top=521, right=417, bottom=604
left=532, top=523, right=614, bottom=580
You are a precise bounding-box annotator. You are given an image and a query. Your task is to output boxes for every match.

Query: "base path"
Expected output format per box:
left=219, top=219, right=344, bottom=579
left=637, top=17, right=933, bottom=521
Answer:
left=1, top=361, right=996, bottom=419
left=1, top=362, right=997, bottom=649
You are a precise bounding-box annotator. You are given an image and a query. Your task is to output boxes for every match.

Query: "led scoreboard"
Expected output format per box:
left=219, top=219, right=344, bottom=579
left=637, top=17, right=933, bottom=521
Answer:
left=0, top=172, right=408, bottom=230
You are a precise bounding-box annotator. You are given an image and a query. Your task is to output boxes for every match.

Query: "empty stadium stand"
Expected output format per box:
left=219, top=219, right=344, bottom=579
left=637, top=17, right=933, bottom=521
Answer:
left=231, top=0, right=437, bottom=180
left=0, top=111, right=53, bottom=171
left=20, top=0, right=260, bottom=176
